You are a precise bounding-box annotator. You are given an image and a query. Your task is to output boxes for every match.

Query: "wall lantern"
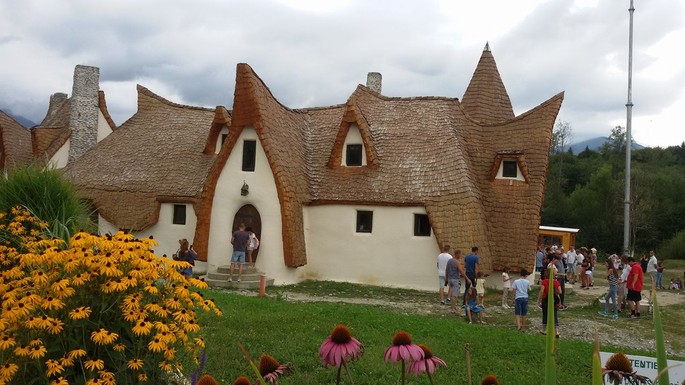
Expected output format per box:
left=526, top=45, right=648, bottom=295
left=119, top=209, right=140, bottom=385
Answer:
left=240, top=181, right=249, bottom=196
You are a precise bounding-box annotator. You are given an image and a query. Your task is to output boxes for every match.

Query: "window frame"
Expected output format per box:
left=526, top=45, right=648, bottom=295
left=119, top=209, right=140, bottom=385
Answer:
left=356, top=210, right=373, bottom=233
left=346, top=144, right=363, bottom=167
left=172, top=204, right=187, bottom=225
left=502, top=160, right=518, bottom=178
left=242, top=140, right=257, bottom=172
left=413, top=214, right=431, bottom=237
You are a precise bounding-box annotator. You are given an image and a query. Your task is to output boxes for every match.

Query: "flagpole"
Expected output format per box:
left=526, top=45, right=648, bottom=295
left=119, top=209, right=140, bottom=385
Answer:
left=623, top=0, right=635, bottom=254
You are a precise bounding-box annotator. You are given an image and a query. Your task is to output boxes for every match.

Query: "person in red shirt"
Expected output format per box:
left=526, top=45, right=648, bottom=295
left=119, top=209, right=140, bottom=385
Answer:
left=626, top=256, right=644, bottom=318
left=537, top=269, right=562, bottom=338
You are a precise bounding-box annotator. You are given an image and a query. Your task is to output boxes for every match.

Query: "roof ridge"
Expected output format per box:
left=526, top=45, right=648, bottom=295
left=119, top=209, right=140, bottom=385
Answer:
left=459, top=91, right=565, bottom=127
left=136, top=84, right=215, bottom=112
left=354, top=84, right=461, bottom=102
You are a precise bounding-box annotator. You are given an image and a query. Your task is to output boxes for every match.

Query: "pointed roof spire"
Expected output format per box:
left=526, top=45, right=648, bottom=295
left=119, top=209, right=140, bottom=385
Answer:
left=461, top=44, right=515, bottom=124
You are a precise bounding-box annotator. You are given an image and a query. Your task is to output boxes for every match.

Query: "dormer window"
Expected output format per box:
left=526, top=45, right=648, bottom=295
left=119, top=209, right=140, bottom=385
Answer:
left=491, top=151, right=529, bottom=182
left=341, top=124, right=367, bottom=167
left=215, top=127, right=229, bottom=154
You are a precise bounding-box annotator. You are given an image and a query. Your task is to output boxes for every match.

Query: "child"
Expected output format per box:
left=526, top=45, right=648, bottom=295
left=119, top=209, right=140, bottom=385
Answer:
left=475, top=271, right=487, bottom=306
left=511, top=269, right=531, bottom=332
left=245, top=226, right=259, bottom=265
left=599, top=259, right=619, bottom=319
left=501, top=267, right=512, bottom=308
left=465, top=287, right=484, bottom=324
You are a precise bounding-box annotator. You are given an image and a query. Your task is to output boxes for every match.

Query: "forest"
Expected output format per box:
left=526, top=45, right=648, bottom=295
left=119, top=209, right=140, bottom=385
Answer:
left=540, top=124, right=685, bottom=260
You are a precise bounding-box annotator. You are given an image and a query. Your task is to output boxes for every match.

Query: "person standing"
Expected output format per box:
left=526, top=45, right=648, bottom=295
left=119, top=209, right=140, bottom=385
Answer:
left=501, top=267, right=512, bottom=308
left=656, top=260, right=665, bottom=289
left=626, top=257, right=644, bottom=318
left=511, top=269, right=531, bottom=331
left=552, top=250, right=567, bottom=309
left=463, top=246, right=479, bottom=306
left=437, top=245, right=453, bottom=305
left=599, top=259, right=619, bottom=319
left=535, top=245, right=545, bottom=284
left=646, top=250, right=658, bottom=296
left=537, top=269, right=561, bottom=338
left=566, top=246, right=577, bottom=284
left=229, top=223, right=250, bottom=282
left=445, top=249, right=471, bottom=314
left=245, top=226, right=259, bottom=266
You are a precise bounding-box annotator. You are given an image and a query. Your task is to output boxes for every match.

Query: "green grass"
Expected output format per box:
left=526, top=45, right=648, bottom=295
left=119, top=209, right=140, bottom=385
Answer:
left=191, top=287, right=668, bottom=385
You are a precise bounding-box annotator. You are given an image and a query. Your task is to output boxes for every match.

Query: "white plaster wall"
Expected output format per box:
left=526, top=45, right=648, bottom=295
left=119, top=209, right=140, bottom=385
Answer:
left=97, top=110, right=113, bottom=142
left=341, top=124, right=366, bottom=166
left=301, top=205, right=439, bottom=291
left=98, top=203, right=197, bottom=259
left=49, top=138, right=70, bottom=169
left=207, top=127, right=300, bottom=283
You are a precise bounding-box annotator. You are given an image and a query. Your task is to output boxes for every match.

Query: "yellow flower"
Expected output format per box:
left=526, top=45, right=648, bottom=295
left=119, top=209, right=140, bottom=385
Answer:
left=41, top=296, right=66, bottom=311
left=158, top=361, right=172, bottom=373
left=51, top=377, right=68, bottom=385
left=127, top=358, right=144, bottom=370
left=71, top=272, right=92, bottom=286
left=91, top=328, right=118, bottom=345
left=172, top=309, right=192, bottom=323
left=122, top=294, right=141, bottom=311
left=183, top=319, right=200, bottom=333
left=84, top=359, right=105, bottom=371
left=67, top=349, right=87, bottom=359
left=138, top=373, right=148, bottom=382
left=45, top=359, right=64, bottom=377
left=165, top=297, right=182, bottom=310
left=59, top=356, right=74, bottom=367
left=47, top=318, right=64, bottom=334
left=147, top=338, right=166, bottom=353
left=0, top=334, right=16, bottom=350
left=29, top=344, right=47, bottom=359
left=31, top=269, right=50, bottom=285
left=132, top=320, right=153, bottom=336
left=69, top=306, right=92, bottom=320
left=112, top=343, right=126, bottom=352
left=50, top=279, right=69, bottom=292
left=99, top=261, right=122, bottom=277
left=194, top=337, right=205, bottom=348
left=163, top=347, right=176, bottom=360
left=0, top=362, right=18, bottom=380
left=14, top=344, right=30, bottom=357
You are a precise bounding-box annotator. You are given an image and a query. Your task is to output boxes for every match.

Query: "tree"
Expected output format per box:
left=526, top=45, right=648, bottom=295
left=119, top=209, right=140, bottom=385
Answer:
left=550, top=120, right=574, bottom=155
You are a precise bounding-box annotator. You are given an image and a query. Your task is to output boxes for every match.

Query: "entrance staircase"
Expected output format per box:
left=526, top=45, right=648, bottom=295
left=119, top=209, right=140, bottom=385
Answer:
left=204, top=265, right=274, bottom=290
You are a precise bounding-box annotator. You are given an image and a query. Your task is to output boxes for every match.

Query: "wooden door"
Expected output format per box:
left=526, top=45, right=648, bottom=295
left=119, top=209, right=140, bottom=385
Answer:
left=232, top=204, right=262, bottom=262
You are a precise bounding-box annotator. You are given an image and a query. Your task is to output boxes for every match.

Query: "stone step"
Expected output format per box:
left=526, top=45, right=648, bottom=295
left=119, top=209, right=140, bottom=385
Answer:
left=204, top=277, right=275, bottom=290
left=217, top=265, right=259, bottom=274
left=206, top=271, right=263, bottom=281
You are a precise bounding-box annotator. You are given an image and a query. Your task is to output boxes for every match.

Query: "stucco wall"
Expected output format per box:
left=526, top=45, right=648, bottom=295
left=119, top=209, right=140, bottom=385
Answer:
left=49, top=138, right=70, bottom=169
left=207, top=126, right=300, bottom=283
left=301, top=205, right=439, bottom=291
left=341, top=124, right=366, bottom=166
left=97, top=110, right=113, bottom=142
left=98, top=202, right=198, bottom=259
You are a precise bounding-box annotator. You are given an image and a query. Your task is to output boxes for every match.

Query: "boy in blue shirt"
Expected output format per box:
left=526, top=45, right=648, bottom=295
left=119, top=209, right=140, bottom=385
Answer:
left=511, top=269, right=531, bottom=331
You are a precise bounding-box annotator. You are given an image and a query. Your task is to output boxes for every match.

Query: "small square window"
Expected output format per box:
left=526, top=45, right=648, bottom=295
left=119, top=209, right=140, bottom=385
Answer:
left=242, top=140, right=256, bottom=172
left=414, top=214, right=431, bottom=236
left=356, top=210, right=373, bottom=233
left=346, top=144, right=363, bottom=167
left=173, top=205, right=186, bottom=225
left=502, top=160, right=518, bottom=178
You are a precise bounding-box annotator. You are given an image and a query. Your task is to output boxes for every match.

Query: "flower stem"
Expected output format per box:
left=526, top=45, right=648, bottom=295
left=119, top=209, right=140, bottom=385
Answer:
left=336, top=364, right=342, bottom=385
left=401, top=359, right=406, bottom=385
left=427, top=370, right=435, bottom=385
left=342, top=359, right=355, bottom=385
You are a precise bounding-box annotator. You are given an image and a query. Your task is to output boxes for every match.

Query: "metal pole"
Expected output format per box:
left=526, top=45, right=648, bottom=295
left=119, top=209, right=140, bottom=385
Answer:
left=623, top=0, right=635, bottom=253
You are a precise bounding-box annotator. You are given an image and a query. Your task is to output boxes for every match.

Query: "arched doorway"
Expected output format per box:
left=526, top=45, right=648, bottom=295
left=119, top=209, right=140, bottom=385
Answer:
left=232, top=204, right=262, bottom=263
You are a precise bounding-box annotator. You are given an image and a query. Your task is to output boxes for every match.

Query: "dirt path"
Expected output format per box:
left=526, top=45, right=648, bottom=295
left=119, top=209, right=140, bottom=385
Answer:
left=256, top=285, right=685, bottom=357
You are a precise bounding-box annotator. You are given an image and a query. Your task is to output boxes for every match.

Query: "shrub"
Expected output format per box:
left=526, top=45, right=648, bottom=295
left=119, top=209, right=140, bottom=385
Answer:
left=657, top=229, right=685, bottom=260
left=0, top=208, right=222, bottom=384
left=0, top=165, right=93, bottom=242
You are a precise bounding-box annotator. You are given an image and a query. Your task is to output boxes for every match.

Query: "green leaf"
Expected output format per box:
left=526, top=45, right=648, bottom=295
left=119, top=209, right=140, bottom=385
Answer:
left=652, top=291, right=670, bottom=385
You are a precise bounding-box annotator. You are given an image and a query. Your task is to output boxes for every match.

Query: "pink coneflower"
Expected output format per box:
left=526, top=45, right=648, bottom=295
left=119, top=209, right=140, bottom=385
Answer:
left=407, top=344, right=446, bottom=385
left=319, top=325, right=363, bottom=384
left=256, top=354, right=292, bottom=385
left=385, top=331, right=425, bottom=385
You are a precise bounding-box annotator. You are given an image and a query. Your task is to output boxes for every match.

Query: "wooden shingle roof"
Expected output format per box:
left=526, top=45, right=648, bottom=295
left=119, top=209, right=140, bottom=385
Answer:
left=0, top=111, right=34, bottom=169
left=461, top=45, right=515, bottom=124
left=64, top=86, right=217, bottom=230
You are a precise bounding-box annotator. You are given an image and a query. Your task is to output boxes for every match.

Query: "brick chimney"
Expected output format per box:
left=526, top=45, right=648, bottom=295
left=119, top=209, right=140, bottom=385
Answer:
left=68, top=65, right=100, bottom=163
left=366, top=72, right=382, bottom=94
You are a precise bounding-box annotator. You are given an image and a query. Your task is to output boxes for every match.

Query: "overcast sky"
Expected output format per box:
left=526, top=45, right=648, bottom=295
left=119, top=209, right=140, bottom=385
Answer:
left=1, top=0, right=683, bottom=147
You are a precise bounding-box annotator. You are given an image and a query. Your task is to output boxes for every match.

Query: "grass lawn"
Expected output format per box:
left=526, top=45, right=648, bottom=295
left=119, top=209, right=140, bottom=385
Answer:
left=191, top=285, right=672, bottom=385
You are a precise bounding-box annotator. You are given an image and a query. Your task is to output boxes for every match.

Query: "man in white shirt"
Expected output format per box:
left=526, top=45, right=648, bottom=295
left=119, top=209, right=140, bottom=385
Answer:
left=437, top=245, right=453, bottom=305
left=646, top=250, right=658, bottom=299
left=566, top=246, right=577, bottom=284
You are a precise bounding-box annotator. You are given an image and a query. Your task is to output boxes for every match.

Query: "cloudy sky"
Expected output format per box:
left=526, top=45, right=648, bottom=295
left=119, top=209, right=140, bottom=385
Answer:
left=1, top=0, right=683, bottom=147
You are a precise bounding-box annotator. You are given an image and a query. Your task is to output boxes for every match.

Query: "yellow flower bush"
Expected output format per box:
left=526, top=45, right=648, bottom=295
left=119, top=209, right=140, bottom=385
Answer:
left=0, top=208, right=222, bottom=384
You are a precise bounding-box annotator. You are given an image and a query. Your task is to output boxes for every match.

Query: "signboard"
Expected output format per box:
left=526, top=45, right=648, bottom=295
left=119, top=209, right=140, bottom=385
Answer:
left=600, top=352, right=685, bottom=385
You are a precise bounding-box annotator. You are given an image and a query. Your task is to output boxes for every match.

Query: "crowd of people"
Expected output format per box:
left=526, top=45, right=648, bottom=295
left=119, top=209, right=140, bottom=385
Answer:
left=436, top=244, right=683, bottom=337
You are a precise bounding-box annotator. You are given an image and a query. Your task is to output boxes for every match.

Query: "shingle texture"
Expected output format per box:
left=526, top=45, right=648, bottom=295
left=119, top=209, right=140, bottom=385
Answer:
left=0, top=111, right=34, bottom=169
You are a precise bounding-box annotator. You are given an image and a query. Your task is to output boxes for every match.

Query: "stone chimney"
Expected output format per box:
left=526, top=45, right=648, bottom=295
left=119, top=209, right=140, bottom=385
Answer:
left=68, top=65, right=100, bottom=163
left=366, top=72, right=382, bottom=94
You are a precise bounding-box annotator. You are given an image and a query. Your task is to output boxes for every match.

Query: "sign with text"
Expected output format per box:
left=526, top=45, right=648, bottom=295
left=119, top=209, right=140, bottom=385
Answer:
left=600, top=352, right=685, bottom=385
